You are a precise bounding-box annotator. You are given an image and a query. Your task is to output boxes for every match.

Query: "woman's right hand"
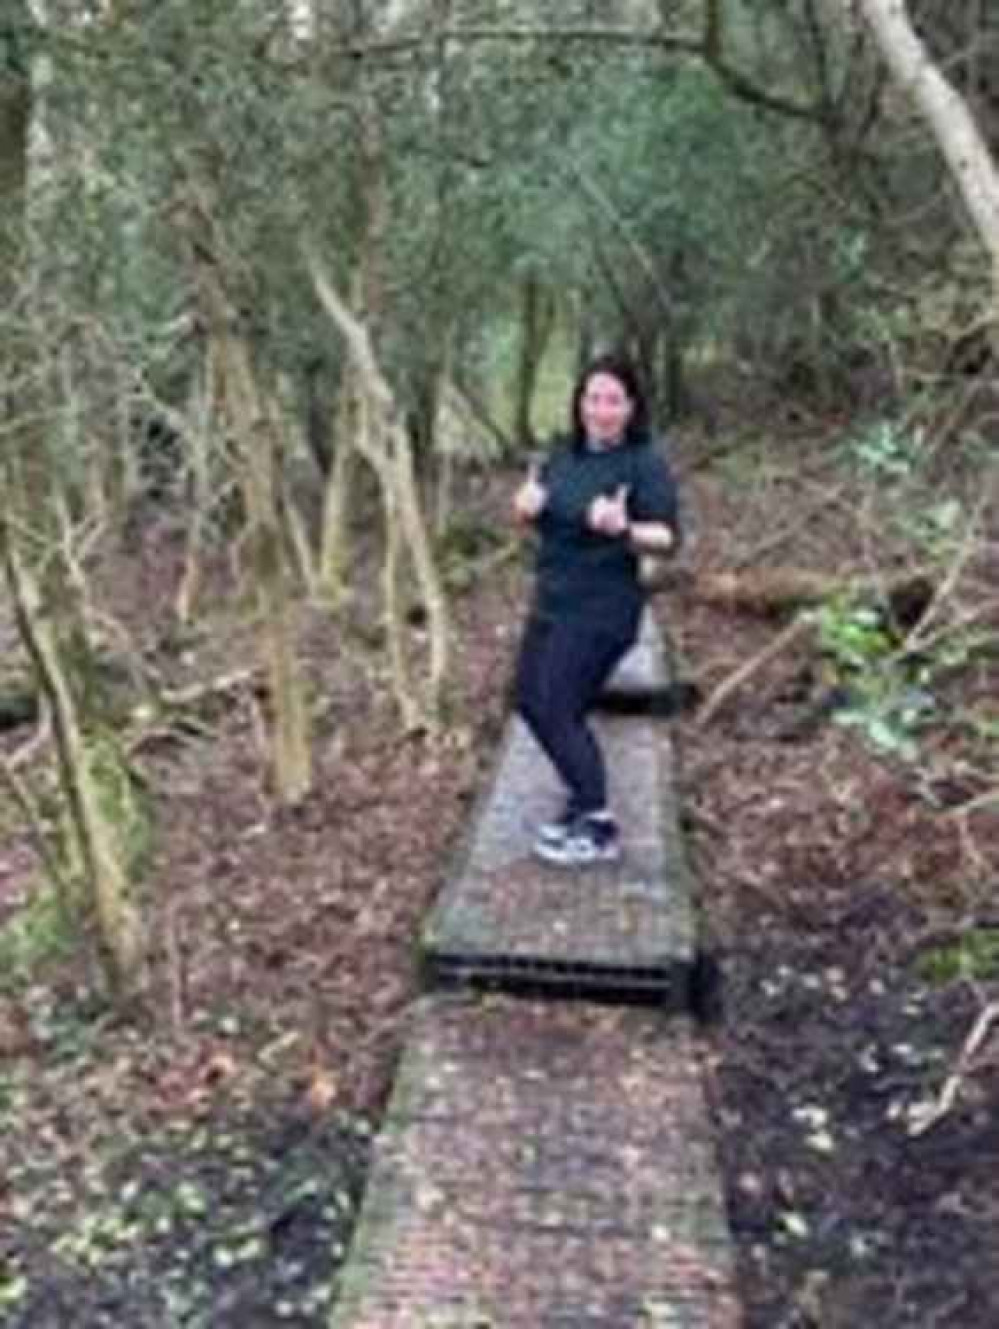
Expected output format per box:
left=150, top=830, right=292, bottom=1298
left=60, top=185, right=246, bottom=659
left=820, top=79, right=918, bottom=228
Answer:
left=512, top=459, right=546, bottom=524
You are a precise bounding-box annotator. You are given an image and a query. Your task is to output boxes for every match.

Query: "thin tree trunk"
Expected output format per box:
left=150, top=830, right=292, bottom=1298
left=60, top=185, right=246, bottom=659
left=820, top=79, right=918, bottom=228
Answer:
left=1, top=518, right=141, bottom=999
left=513, top=274, right=555, bottom=449
left=0, top=4, right=30, bottom=280
left=266, top=387, right=317, bottom=597
left=218, top=335, right=312, bottom=804
left=374, top=407, right=422, bottom=730
left=2, top=3, right=141, bottom=998
left=306, top=250, right=451, bottom=723
left=318, top=372, right=359, bottom=602
left=184, top=212, right=312, bottom=805
left=175, top=373, right=212, bottom=626
left=306, top=26, right=449, bottom=724
left=853, top=0, right=999, bottom=326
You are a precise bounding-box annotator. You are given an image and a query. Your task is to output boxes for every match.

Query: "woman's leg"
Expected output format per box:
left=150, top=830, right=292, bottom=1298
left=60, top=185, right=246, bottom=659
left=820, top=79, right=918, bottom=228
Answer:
left=515, top=617, right=572, bottom=798
left=515, top=616, right=634, bottom=816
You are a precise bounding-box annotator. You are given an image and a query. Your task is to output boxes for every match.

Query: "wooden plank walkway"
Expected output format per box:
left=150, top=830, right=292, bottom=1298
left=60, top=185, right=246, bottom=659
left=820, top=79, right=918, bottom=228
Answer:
left=330, top=999, right=739, bottom=1328
left=421, top=713, right=695, bottom=1005
left=423, top=617, right=696, bottom=1006
left=330, top=618, right=741, bottom=1327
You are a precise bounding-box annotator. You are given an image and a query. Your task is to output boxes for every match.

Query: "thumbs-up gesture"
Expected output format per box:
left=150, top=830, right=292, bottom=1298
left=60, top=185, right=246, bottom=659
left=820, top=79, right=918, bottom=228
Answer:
left=513, top=457, right=547, bottom=524
left=588, top=484, right=630, bottom=537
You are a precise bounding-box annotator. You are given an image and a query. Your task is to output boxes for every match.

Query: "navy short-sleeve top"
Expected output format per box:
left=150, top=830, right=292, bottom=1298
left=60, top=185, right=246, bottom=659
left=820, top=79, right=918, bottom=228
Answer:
left=531, top=434, right=680, bottom=634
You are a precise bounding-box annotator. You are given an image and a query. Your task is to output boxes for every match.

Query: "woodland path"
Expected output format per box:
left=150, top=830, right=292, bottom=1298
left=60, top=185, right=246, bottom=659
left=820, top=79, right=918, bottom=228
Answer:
left=329, top=618, right=741, bottom=1328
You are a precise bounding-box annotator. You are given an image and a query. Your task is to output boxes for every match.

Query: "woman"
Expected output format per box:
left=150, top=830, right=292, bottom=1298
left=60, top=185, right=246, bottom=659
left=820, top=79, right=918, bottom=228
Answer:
left=512, top=353, right=680, bottom=867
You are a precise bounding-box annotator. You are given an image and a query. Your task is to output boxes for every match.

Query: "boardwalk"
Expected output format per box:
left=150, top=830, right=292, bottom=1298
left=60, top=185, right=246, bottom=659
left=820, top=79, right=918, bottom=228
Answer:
left=330, top=619, right=741, bottom=1327
left=423, top=713, right=694, bottom=1005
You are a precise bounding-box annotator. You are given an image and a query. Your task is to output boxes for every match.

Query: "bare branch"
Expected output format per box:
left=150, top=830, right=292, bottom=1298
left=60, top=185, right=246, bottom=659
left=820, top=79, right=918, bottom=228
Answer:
left=908, top=1000, right=999, bottom=1136
left=698, top=616, right=813, bottom=727
left=324, top=21, right=820, bottom=121
left=302, top=243, right=395, bottom=424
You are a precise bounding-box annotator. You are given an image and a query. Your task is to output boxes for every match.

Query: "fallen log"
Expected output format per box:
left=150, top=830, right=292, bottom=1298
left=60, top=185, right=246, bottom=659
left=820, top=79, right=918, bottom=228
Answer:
left=0, top=662, right=261, bottom=757
left=673, top=566, right=935, bottom=621
left=689, top=567, right=937, bottom=728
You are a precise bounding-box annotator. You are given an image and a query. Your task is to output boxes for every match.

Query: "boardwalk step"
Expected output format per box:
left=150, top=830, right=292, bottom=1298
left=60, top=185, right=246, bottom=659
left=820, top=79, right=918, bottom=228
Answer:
left=598, top=617, right=672, bottom=708
left=596, top=614, right=700, bottom=718
left=421, top=714, right=696, bottom=1007
left=330, top=995, right=740, bottom=1329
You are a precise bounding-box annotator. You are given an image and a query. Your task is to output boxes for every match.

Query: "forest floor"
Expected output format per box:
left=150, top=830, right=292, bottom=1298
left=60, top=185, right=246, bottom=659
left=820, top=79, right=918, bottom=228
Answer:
left=1, top=412, right=998, bottom=1327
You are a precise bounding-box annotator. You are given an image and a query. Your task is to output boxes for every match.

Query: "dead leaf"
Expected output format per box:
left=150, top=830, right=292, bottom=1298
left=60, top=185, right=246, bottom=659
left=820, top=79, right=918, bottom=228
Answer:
left=305, top=1068, right=339, bottom=1115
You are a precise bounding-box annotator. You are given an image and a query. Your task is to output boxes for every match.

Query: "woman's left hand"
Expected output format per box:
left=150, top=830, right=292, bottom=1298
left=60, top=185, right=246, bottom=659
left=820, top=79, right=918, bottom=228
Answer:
left=587, top=485, right=630, bottom=537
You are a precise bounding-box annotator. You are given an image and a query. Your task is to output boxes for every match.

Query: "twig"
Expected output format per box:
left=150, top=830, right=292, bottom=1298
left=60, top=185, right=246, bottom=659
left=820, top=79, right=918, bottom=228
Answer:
left=123, top=670, right=260, bottom=754
left=900, top=595, right=999, bottom=661
left=0, top=754, right=73, bottom=902
left=164, top=900, right=186, bottom=1038
left=908, top=1000, right=999, bottom=1136
left=125, top=719, right=214, bottom=757
left=6, top=698, right=52, bottom=771
left=159, top=668, right=259, bottom=709
left=897, top=468, right=997, bottom=658
left=697, top=616, right=813, bottom=727
left=731, top=481, right=852, bottom=571
left=445, top=376, right=512, bottom=455
left=470, top=539, right=522, bottom=578
left=948, top=786, right=999, bottom=819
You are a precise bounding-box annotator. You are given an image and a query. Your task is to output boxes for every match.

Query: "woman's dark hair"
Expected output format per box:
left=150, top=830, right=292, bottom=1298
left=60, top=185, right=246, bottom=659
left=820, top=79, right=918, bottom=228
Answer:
left=569, top=353, right=650, bottom=447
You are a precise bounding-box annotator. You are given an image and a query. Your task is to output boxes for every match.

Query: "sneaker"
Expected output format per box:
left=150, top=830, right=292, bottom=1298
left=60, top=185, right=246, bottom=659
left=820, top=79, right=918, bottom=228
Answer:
left=535, top=803, right=578, bottom=847
left=533, top=814, right=621, bottom=867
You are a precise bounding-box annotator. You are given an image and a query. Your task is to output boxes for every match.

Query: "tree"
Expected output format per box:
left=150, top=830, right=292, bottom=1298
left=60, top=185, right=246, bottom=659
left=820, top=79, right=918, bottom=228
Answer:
left=851, top=0, right=999, bottom=332
left=1, top=2, right=143, bottom=1001
left=0, top=516, right=143, bottom=999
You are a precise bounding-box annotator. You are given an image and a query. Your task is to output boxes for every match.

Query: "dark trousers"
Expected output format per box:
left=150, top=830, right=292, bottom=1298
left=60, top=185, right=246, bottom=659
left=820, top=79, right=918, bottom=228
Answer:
left=514, top=615, right=635, bottom=817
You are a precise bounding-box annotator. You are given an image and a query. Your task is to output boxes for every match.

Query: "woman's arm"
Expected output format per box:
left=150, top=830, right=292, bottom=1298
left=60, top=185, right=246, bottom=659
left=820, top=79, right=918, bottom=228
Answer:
left=587, top=491, right=676, bottom=553
left=628, top=519, right=675, bottom=555
left=512, top=459, right=546, bottom=525
left=628, top=444, right=681, bottom=556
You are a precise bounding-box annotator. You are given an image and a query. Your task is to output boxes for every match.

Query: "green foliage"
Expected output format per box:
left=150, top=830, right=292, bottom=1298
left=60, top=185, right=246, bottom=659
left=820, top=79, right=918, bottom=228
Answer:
left=48, top=728, right=152, bottom=886
left=828, top=410, right=991, bottom=762
left=0, top=881, right=76, bottom=978
left=814, top=578, right=992, bottom=762
left=22, top=0, right=972, bottom=479
left=436, top=515, right=509, bottom=594
left=0, top=731, right=151, bottom=984
left=916, top=929, right=999, bottom=985
left=436, top=515, right=504, bottom=564
left=843, top=418, right=969, bottom=560
left=831, top=690, right=935, bottom=763
left=847, top=418, right=925, bottom=479
left=86, top=732, right=153, bottom=880
left=902, top=497, right=965, bottom=560
left=811, top=597, right=936, bottom=761
left=0, top=1, right=35, bottom=79
left=963, top=710, right=999, bottom=746
left=0, top=1270, right=28, bottom=1315
left=815, top=598, right=893, bottom=674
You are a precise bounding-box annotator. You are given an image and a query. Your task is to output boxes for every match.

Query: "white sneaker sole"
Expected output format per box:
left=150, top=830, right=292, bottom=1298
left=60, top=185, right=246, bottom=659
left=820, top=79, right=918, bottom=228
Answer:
left=533, top=839, right=621, bottom=867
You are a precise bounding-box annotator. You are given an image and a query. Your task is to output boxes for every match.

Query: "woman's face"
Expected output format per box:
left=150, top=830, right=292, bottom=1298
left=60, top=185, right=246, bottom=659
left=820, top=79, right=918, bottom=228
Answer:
left=580, top=371, right=634, bottom=445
